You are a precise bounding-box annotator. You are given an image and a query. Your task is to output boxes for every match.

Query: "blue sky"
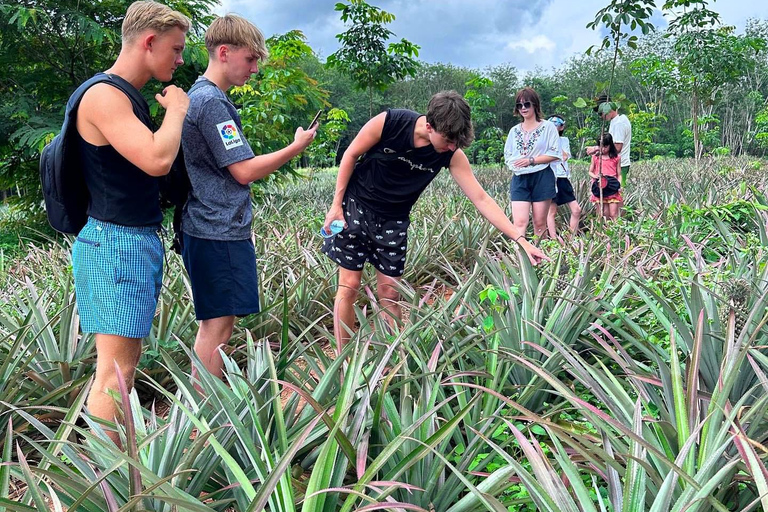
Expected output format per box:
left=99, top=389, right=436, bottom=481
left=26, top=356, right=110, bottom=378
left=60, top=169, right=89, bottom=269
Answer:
left=217, top=0, right=768, bottom=73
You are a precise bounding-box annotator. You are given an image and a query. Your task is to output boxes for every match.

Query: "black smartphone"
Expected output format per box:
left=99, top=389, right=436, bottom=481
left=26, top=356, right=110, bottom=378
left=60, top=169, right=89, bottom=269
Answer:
left=309, top=109, right=323, bottom=129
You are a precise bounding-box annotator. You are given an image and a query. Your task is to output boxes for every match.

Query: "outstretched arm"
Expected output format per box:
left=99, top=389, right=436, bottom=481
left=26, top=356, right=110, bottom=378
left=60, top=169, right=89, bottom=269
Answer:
left=449, top=150, right=548, bottom=265
left=228, top=125, right=317, bottom=184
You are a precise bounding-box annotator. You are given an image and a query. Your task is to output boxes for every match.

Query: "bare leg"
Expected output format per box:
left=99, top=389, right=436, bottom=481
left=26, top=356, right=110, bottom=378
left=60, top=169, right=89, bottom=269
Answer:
left=531, top=200, right=552, bottom=239
left=192, top=315, right=236, bottom=391
left=375, top=271, right=402, bottom=333
left=567, top=200, right=582, bottom=234
left=510, top=201, right=531, bottom=238
left=547, top=202, right=559, bottom=239
left=608, top=203, right=620, bottom=220
left=89, top=334, right=142, bottom=446
left=334, top=267, right=363, bottom=352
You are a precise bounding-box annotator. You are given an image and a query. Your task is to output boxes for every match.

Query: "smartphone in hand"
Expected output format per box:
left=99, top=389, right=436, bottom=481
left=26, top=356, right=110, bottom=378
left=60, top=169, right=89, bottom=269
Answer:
left=309, top=109, right=323, bottom=129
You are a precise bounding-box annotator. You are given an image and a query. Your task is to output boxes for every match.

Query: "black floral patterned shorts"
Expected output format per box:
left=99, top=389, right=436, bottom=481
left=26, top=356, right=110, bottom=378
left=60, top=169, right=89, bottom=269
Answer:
left=322, top=195, right=410, bottom=277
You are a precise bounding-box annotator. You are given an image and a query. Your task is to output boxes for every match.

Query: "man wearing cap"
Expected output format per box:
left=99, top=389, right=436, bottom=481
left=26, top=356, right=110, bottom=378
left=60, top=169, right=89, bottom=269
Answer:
left=587, top=95, right=632, bottom=189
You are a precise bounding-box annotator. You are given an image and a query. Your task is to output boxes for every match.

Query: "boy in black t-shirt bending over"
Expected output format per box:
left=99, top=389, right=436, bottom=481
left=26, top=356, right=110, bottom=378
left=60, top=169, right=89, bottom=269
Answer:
left=322, top=91, right=548, bottom=347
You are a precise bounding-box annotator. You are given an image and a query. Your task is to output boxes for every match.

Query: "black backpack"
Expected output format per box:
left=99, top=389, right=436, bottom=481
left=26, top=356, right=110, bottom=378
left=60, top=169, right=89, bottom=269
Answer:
left=39, top=73, right=206, bottom=253
left=40, top=73, right=155, bottom=235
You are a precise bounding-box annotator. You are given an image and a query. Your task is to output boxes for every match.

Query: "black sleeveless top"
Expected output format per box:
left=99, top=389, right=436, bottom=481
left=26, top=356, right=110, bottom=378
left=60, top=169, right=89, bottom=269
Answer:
left=77, top=81, right=162, bottom=227
left=346, top=109, right=455, bottom=218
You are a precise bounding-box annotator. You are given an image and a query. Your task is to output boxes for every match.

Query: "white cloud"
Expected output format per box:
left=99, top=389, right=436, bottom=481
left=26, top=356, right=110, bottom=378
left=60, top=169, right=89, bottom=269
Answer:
left=207, top=0, right=768, bottom=72
left=505, top=35, right=557, bottom=54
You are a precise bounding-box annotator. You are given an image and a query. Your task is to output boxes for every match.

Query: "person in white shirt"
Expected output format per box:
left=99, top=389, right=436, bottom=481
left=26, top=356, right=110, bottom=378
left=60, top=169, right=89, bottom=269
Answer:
left=504, top=87, right=561, bottom=239
left=546, top=115, right=581, bottom=237
left=587, top=94, right=632, bottom=187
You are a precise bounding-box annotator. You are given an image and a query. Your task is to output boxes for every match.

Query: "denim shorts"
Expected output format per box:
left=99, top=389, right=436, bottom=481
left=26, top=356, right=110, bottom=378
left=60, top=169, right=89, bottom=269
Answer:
left=181, top=233, right=260, bottom=320
left=510, top=166, right=557, bottom=203
left=72, top=217, right=163, bottom=338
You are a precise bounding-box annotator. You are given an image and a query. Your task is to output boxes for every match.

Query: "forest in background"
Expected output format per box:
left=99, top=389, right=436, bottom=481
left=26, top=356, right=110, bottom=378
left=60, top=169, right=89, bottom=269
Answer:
left=2, top=0, right=768, bottom=202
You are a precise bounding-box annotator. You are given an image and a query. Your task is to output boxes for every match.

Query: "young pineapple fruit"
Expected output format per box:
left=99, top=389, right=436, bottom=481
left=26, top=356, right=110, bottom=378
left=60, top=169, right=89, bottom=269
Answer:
left=720, top=278, right=751, bottom=333
left=555, top=259, right=571, bottom=294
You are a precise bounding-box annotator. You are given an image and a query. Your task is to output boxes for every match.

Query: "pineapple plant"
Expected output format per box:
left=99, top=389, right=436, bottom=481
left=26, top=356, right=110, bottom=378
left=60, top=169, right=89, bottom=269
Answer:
left=555, top=259, right=571, bottom=294
left=719, top=277, right=751, bottom=332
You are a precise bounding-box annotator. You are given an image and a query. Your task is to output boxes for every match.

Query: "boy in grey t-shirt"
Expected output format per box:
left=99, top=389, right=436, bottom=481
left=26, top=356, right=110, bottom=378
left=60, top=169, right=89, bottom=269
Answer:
left=181, top=14, right=316, bottom=388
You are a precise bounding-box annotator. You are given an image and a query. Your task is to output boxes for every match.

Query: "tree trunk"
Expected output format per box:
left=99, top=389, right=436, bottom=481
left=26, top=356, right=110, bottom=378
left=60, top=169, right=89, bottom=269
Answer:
left=692, top=88, right=702, bottom=165
left=368, top=86, right=373, bottom=119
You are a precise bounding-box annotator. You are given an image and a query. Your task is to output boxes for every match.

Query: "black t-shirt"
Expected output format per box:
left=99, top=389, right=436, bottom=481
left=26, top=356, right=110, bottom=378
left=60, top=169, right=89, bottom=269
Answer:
left=345, top=109, right=455, bottom=218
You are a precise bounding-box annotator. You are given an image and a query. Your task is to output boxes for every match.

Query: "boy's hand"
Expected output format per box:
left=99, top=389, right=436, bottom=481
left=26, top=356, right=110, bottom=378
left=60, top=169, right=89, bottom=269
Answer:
left=323, top=204, right=346, bottom=235
left=294, top=124, right=318, bottom=151
left=518, top=238, right=549, bottom=266
left=156, top=85, right=189, bottom=114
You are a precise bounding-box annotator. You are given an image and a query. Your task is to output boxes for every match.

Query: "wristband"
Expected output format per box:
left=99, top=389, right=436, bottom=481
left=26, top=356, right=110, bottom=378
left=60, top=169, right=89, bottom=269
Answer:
left=528, top=156, right=534, bottom=166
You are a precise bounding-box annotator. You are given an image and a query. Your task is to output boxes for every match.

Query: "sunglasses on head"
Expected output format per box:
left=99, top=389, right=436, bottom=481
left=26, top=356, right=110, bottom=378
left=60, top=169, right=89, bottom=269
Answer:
left=516, top=101, right=533, bottom=110
left=548, top=117, right=564, bottom=127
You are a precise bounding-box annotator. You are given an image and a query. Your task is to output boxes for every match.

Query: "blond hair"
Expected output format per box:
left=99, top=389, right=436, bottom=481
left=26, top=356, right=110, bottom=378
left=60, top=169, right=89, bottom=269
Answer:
left=205, top=14, right=269, bottom=61
left=122, top=1, right=190, bottom=44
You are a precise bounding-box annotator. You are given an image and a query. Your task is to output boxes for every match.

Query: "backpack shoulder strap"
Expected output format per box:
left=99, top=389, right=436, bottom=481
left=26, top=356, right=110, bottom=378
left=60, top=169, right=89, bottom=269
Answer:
left=65, top=73, right=152, bottom=128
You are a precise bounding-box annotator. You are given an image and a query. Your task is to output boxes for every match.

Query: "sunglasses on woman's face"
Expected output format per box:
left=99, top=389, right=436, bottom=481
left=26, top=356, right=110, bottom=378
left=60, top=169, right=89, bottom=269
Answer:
left=516, top=101, right=533, bottom=110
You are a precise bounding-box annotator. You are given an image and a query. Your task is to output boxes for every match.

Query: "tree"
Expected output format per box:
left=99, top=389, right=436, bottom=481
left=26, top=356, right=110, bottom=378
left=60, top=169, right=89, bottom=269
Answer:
left=672, top=25, right=765, bottom=160
left=325, top=0, right=420, bottom=117
left=463, top=75, right=505, bottom=167
left=232, top=30, right=334, bottom=181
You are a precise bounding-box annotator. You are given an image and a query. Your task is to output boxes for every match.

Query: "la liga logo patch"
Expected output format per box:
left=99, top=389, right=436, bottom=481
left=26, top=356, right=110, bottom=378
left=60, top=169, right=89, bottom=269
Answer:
left=216, top=120, right=244, bottom=149
left=220, top=124, right=237, bottom=139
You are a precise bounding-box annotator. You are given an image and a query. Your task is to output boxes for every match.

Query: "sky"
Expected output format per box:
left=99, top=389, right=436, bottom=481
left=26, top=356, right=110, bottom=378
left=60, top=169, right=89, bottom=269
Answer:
left=217, top=0, right=768, bottom=74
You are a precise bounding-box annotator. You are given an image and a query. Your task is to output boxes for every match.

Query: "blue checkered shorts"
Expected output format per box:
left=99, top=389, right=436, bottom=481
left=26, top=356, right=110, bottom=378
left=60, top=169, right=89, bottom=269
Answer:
left=72, top=217, right=163, bottom=338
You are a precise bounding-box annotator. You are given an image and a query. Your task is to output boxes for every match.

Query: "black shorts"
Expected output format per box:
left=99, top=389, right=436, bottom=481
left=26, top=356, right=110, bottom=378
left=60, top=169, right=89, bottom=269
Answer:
left=182, top=233, right=260, bottom=320
left=554, top=177, right=576, bottom=205
left=322, top=195, right=410, bottom=277
left=509, top=166, right=557, bottom=202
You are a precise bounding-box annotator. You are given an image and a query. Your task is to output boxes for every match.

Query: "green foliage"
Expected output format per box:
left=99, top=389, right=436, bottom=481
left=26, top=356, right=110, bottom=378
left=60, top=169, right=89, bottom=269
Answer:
left=585, top=0, right=656, bottom=55
left=464, top=75, right=507, bottom=167
left=3, top=156, right=768, bottom=510
left=627, top=103, right=667, bottom=159
left=232, top=30, right=331, bottom=180
left=657, top=1, right=766, bottom=160
left=304, top=108, right=351, bottom=168
left=755, top=101, right=768, bottom=150
left=326, top=0, right=420, bottom=116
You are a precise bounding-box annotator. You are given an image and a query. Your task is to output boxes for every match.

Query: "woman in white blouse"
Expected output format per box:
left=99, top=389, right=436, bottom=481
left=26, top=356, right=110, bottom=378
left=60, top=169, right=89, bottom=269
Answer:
left=504, top=87, right=561, bottom=239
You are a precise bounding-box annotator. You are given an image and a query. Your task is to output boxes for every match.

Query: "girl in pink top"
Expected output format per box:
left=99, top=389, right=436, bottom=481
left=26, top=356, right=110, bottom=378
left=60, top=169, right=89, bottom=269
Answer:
left=589, top=133, right=622, bottom=220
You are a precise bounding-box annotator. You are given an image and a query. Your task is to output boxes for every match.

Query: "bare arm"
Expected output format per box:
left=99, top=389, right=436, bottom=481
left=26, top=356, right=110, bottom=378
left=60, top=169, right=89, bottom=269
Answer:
left=323, top=112, right=386, bottom=232
left=509, top=154, right=559, bottom=169
left=588, top=157, right=598, bottom=178
left=614, top=142, right=624, bottom=153
left=77, top=84, right=189, bottom=177
left=228, top=125, right=317, bottom=185
left=449, top=150, right=548, bottom=265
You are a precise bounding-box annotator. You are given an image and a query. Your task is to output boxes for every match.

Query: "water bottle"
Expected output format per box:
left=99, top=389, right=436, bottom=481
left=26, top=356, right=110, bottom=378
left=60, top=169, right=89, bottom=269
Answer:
left=320, top=219, right=345, bottom=238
